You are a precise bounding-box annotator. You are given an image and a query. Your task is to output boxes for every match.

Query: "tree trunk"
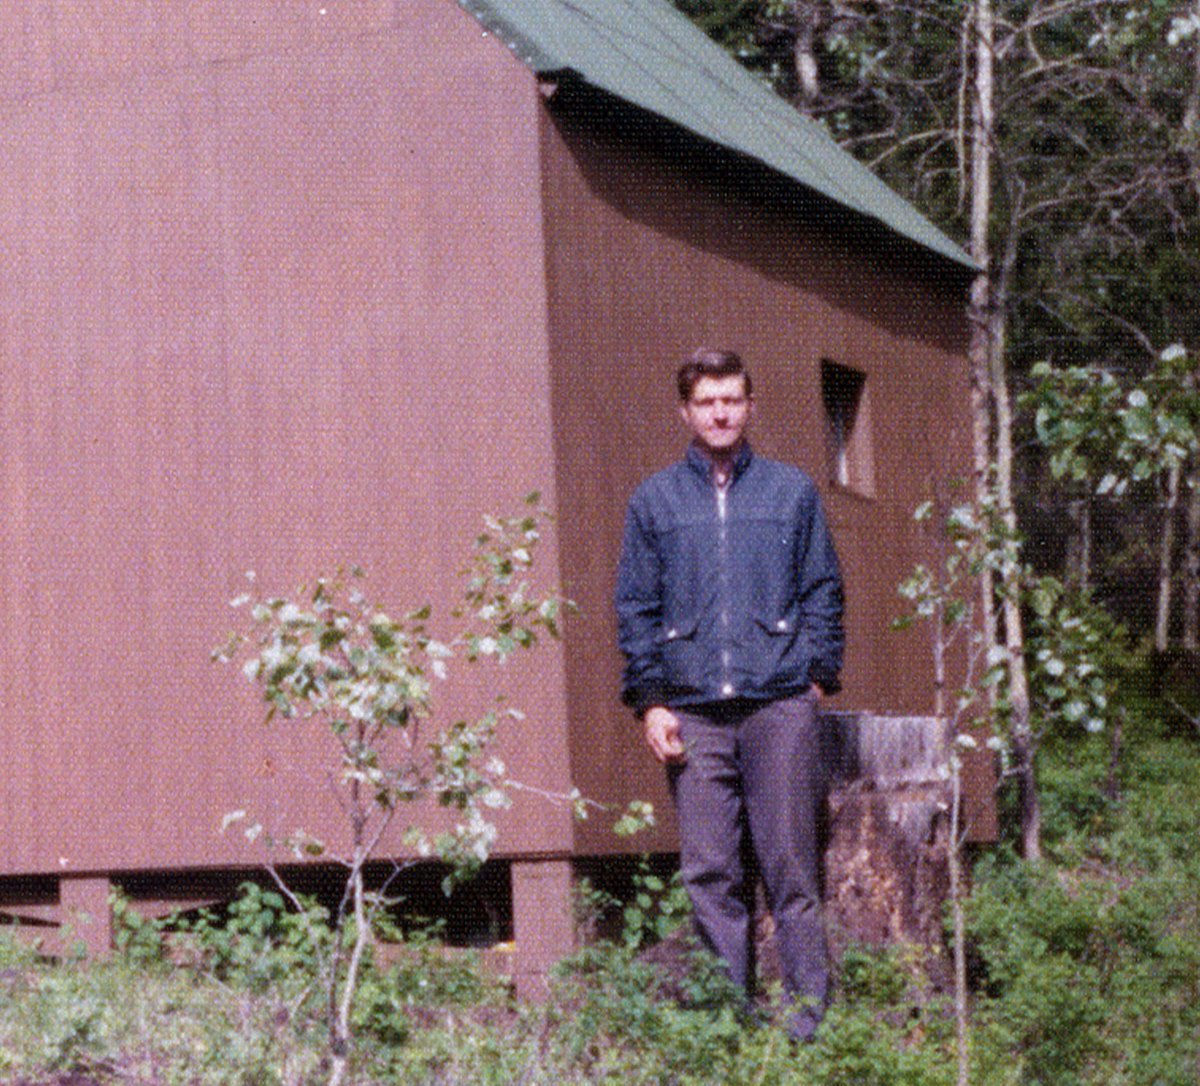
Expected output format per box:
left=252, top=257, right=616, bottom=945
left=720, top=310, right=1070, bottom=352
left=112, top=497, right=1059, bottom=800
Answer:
left=1069, top=497, right=1092, bottom=592
left=1185, top=468, right=1199, bottom=650
left=792, top=2, right=824, bottom=108
left=991, top=272, right=1038, bottom=862
left=1180, top=1, right=1200, bottom=655
left=822, top=712, right=953, bottom=975
left=998, top=384, right=1039, bottom=857
left=1156, top=464, right=1180, bottom=654
left=968, top=0, right=1039, bottom=863
left=328, top=858, right=368, bottom=1086
left=949, top=759, right=969, bottom=1086
left=967, top=0, right=997, bottom=693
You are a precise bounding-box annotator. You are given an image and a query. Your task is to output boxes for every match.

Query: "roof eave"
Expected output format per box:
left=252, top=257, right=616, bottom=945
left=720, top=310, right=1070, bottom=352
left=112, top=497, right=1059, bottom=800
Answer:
left=458, top=0, right=977, bottom=273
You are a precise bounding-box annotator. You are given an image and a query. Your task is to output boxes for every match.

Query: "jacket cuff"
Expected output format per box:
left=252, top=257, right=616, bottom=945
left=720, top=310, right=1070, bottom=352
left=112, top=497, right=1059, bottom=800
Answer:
left=622, top=684, right=669, bottom=716
left=809, top=667, right=841, bottom=696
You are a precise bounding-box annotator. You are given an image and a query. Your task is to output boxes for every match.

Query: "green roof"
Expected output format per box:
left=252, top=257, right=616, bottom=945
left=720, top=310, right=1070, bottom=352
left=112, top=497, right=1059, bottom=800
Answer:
left=457, top=0, right=974, bottom=269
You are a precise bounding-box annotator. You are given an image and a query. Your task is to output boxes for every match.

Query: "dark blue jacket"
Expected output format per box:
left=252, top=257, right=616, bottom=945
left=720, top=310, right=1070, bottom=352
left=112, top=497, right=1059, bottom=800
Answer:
left=616, top=442, right=844, bottom=713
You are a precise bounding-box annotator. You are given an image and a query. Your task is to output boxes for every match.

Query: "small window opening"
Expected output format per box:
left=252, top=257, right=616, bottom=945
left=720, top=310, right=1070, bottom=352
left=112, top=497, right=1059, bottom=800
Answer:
left=821, top=361, right=874, bottom=497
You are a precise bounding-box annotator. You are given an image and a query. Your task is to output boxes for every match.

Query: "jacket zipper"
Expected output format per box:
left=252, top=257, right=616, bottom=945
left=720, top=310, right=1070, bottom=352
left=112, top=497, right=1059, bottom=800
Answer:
left=716, top=478, right=734, bottom=697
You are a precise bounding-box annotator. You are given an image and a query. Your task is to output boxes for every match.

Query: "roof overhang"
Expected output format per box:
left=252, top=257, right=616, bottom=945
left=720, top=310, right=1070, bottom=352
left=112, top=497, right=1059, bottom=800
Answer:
left=458, top=0, right=977, bottom=272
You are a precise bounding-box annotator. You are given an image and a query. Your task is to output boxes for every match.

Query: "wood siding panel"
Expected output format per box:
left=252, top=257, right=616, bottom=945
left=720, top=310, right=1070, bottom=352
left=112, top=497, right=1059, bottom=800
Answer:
left=0, top=1, right=398, bottom=101
left=0, top=0, right=574, bottom=876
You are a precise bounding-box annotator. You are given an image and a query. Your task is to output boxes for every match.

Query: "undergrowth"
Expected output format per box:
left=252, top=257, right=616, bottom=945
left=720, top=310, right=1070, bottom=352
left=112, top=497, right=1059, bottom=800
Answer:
left=1, top=672, right=1198, bottom=1084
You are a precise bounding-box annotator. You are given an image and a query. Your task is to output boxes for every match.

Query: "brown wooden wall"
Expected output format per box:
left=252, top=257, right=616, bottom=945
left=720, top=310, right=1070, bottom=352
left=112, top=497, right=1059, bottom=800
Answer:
left=0, top=1, right=979, bottom=890
left=0, top=0, right=579, bottom=878
left=536, top=85, right=976, bottom=854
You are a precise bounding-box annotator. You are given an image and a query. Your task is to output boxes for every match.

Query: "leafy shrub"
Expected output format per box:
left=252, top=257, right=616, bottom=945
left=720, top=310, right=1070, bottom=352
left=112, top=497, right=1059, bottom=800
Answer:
left=968, top=728, right=1200, bottom=1086
left=178, top=881, right=329, bottom=994
left=110, top=890, right=169, bottom=967
left=803, top=1003, right=953, bottom=1086
left=837, top=943, right=912, bottom=1006
left=548, top=940, right=745, bottom=1081
left=620, top=856, right=692, bottom=950
left=353, top=925, right=505, bottom=1048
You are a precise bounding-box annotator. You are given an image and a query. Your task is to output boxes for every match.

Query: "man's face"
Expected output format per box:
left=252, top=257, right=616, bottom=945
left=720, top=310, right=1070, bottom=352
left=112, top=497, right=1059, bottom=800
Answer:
left=680, top=373, right=753, bottom=454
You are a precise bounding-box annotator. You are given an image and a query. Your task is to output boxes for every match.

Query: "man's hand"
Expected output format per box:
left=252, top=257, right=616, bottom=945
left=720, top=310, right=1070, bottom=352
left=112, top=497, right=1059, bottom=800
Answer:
left=643, top=705, right=686, bottom=764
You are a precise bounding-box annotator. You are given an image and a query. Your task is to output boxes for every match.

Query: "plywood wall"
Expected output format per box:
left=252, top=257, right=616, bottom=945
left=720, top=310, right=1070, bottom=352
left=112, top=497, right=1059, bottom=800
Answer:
left=0, top=0, right=577, bottom=876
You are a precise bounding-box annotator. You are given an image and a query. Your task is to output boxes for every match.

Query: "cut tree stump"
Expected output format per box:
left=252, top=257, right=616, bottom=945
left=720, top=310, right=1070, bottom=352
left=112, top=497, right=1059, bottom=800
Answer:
left=823, top=712, right=953, bottom=986
left=751, top=712, right=954, bottom=992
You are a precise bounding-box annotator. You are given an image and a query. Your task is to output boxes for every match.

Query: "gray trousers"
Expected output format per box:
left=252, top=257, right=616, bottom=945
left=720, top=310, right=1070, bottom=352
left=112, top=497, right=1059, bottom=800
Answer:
left=669, top=691, right=828, bottom=1040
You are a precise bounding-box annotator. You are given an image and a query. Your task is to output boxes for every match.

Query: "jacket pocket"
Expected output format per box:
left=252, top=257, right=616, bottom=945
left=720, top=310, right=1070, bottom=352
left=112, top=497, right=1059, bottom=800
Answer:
left=658, top=616, right=703, bottom=692
left=749, top=614, right=808, bottom=686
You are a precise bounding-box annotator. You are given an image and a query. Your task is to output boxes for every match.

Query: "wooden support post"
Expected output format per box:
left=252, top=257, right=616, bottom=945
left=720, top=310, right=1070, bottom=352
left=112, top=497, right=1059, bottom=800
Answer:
left=510, top=859, right=574, bottom=1000
left=57, top=876, right=113, bottom=960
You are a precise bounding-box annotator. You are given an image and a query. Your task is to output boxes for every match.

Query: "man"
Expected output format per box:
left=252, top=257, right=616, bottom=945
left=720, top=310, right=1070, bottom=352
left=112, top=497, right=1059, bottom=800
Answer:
left=615, top=348, right=844, bottom=1041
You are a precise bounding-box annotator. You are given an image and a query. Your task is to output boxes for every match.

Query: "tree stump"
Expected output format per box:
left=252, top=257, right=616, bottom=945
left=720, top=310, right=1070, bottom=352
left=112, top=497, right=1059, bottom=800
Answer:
left=823, top=712, right=952, bottom=985
left=756, top=713, right=953, bottom=992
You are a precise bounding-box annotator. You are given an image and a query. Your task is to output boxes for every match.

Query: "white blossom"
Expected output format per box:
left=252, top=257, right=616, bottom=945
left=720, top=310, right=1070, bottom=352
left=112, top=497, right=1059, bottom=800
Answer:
left=298, top=643, right=321, bottom=667
left=278, top=603, right=304, bottom=624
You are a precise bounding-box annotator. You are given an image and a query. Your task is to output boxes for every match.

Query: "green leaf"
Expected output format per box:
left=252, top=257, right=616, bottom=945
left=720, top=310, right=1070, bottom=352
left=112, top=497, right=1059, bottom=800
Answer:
left=319, top=627, right=346, bottom=650
left=1030, top=586, right=1055, bottom=617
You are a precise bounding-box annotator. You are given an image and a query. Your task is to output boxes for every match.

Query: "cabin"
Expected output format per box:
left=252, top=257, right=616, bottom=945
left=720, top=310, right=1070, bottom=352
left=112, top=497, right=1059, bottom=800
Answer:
left=0, top=0, right=983, bottom=993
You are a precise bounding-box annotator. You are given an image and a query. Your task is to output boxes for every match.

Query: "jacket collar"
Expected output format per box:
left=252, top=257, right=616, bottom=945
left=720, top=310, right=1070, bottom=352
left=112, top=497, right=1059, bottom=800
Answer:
left=686, top=440, right=754, bottom=485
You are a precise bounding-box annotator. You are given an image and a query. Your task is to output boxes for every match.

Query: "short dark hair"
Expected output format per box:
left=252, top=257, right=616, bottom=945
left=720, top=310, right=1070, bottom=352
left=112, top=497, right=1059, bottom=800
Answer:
left=676, top=348, right=753, bottom=402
